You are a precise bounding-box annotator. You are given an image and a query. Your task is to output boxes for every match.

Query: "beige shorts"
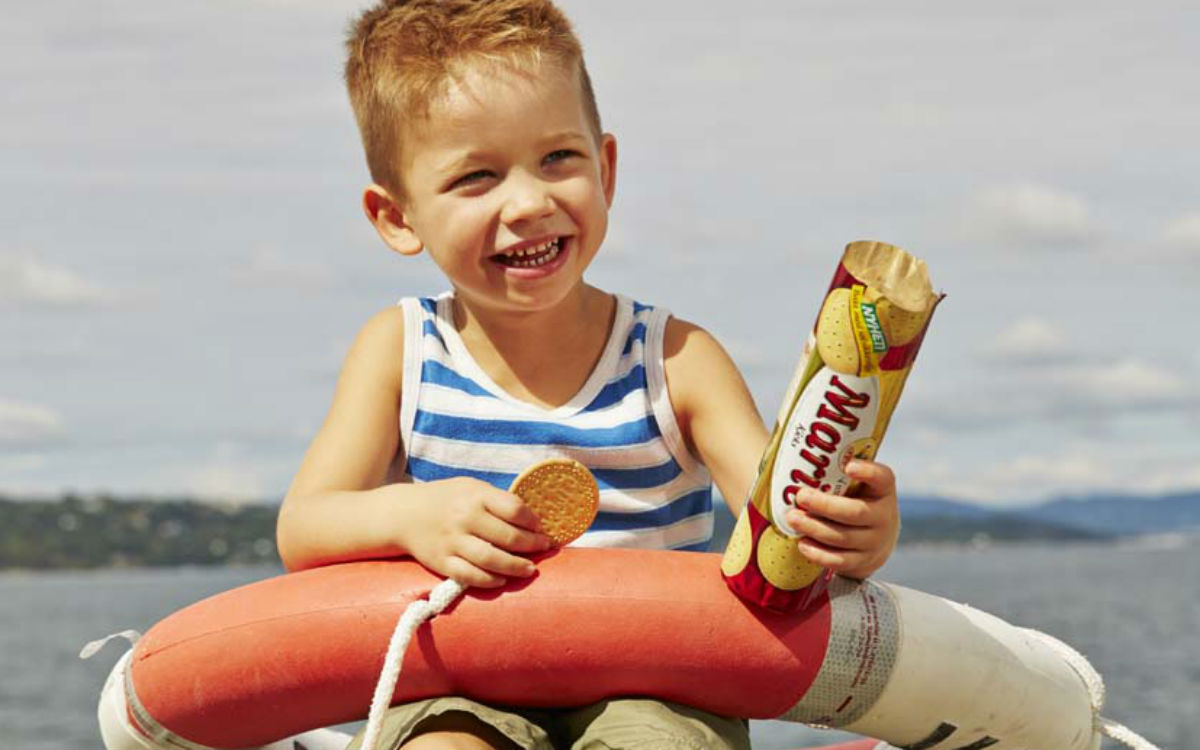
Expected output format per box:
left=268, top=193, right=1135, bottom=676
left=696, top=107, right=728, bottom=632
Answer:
left=347, top=695, right=751, bottom=750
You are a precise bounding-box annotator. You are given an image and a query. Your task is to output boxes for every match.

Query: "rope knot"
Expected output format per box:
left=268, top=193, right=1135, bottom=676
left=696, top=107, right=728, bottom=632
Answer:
left=361, top=578, right=467, bottom=750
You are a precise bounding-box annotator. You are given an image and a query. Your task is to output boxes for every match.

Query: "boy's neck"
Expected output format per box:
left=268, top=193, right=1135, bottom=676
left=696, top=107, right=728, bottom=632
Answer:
left=451, top=284, right=616, bottom=409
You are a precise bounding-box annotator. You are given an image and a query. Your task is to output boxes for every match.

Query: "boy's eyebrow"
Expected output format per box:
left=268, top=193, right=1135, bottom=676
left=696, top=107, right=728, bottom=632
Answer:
left=435, top=152, right=486, bottom=174
left=539, top=129, right=590, bottom=144
left=431, top=149, right=504, bottom=176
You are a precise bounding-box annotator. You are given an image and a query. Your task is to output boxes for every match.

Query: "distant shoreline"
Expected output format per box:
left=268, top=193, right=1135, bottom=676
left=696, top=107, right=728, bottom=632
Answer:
left=5, top=492, right=1196, bottom=571
left=4, top=535, right=1188, bottom=574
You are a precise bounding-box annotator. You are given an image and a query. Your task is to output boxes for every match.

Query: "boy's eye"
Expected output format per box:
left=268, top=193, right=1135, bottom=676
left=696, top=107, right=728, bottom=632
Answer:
left=449, top=170, right=493, bottom=190
left=544, top=149, right=578, bottom=165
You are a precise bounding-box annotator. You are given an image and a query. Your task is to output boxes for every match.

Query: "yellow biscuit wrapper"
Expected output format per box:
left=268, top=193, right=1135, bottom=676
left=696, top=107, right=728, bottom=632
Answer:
left=722, top=241, right=943, bottom=613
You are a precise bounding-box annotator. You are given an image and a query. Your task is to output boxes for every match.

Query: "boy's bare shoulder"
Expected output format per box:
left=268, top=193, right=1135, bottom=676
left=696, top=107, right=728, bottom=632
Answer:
left=340, top=305, right=406, bottom=391
left=662, top=315, right=731, bottom=362
left=359, top=304, right=406, bottom=337
left=662, top=316, right=743, bottom=406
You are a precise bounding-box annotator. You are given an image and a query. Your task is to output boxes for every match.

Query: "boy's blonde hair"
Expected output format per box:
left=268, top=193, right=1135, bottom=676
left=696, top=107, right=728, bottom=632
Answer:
left=345, top=0, right=602, bottom=195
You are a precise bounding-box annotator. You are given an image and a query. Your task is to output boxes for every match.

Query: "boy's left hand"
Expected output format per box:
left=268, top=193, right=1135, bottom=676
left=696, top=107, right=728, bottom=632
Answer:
left=783, top=459, right=900, bottom=581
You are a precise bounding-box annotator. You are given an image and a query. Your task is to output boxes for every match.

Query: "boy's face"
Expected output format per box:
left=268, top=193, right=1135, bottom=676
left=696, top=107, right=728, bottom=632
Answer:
left=369, top=60, right=617, bottom=316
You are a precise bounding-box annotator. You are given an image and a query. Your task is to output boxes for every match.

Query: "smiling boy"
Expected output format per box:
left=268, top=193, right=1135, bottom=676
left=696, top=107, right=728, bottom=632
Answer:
left=277, top=1, right=901, bottom=748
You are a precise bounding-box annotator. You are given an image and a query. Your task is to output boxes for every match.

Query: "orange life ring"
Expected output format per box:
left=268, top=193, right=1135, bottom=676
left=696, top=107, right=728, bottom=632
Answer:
left=98, top=548, right=1101, bottom=750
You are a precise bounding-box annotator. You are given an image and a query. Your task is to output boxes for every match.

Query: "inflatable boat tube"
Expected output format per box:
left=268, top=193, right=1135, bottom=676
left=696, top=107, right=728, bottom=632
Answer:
left=95, top=548, right=1101, bottom=750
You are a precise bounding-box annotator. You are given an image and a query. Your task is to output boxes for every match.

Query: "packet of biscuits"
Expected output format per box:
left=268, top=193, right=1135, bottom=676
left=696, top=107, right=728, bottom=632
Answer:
left=721, top=241, right=943, bottom=613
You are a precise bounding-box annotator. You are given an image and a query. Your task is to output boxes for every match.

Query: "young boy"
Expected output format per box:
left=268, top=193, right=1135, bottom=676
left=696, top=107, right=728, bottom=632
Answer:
left=278, top=1, right=901, bottom=748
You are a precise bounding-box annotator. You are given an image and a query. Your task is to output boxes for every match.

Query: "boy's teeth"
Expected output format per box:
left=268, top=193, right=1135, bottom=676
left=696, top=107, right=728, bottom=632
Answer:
left=500, top=238, right=562, bottom=267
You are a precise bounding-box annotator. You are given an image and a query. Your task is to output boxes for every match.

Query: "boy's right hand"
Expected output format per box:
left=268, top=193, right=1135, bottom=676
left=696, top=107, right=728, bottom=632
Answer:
left=394, top=477, right=554, bottom=588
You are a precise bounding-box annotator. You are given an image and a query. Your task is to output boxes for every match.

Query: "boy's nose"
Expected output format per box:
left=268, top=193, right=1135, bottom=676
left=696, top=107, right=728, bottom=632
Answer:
left=500, top=174, right=556, bottom=225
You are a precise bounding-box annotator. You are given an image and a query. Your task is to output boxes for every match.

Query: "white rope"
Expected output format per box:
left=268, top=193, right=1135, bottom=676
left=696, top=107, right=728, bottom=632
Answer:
left=1099, top=718, right=1162, bottom=750
left=361, top=578, right=467, bottom=750
left=78, top=629, right=141, bottom=660
left=1021, top=627, right=1160, bottom=750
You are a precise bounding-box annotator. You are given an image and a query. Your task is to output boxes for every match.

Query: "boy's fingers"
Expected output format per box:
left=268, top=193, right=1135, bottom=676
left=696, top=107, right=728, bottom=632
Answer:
left=456, top=536, right=538, bottom=581
left=795, top=537, right=862, bottom=573
left=845, top=460, right=895, bottom=498
left=485, top=491, right=544, bottom=532
left=473, top=512, right=552, bottom=553
left=795, top=489, right=876, bottom=528
left=785, top=510, right=869, bottom=551
left=442, top=557, right=506, bottom=589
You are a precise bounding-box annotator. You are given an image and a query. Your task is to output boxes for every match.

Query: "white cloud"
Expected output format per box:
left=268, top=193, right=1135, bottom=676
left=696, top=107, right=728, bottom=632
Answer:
left=0, top=400, right=63, bottom=445
left=0, top=452, right=49, bottom=476
left=968, top=183, right=1096, bottom=247
left=920, top=450, right=1116, bottom=506
left=984, top=316, right=1070, bottom=363
left=978, top=321, right=1194, bottom=416
left=910, top=442, right=1200, bottom=506
left=182, top=441, right=269, bottom=501
left=1162, top=211, right=1200, bottom=256
left=0, top=255, right=115, bottom=307
left=909, top=354, right=1196, bottom=433
left=981, top=451, right=1118, bottom=499
left=1074, top=358, right=1188, bottom=407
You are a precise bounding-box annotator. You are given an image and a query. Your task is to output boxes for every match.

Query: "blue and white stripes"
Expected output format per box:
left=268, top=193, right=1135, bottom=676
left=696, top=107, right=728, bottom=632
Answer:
left=396, top=292, right=714, bottom=551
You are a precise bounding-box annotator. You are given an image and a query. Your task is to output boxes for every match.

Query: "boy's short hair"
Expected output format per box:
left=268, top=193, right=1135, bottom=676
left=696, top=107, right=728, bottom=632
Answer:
left=345, top=0, right=603, bottom=196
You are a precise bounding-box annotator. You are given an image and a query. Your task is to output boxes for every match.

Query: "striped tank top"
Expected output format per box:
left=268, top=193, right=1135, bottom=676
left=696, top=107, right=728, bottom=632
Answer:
left=395, top=292, right=714, bottom=551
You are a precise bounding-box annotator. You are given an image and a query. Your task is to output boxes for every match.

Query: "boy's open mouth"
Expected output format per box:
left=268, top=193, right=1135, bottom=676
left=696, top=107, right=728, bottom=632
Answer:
left=491, top=237, right=564, bottom=268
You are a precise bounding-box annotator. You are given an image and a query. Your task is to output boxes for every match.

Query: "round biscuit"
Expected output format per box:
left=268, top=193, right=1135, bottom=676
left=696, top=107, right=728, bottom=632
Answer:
left=876, top=298, right=928, bottom=347
left=756, top=525, right=824, bottom=590
left=816, top=288, right=861, bottom=374
left=509, top=459, right=600, bottom=547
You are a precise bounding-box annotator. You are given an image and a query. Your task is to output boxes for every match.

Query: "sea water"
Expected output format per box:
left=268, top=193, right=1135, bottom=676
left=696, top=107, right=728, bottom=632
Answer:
left=1, top=542, right=1195, bottom=750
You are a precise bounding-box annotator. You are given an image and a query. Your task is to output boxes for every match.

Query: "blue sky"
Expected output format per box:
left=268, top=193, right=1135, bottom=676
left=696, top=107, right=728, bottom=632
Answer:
left=4, top=0, right=1198, bottom=506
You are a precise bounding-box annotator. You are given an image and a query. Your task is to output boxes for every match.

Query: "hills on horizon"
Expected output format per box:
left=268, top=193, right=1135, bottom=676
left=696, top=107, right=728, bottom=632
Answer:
left=898, top=490, right=1200, bottom=536
left=706, top=488, right=1199, bottom=552
left=1, top=488, right=1196, bottom=569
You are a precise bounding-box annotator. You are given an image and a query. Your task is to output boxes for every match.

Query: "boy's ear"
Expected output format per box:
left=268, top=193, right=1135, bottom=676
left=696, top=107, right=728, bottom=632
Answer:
left=363, top=184, right=423, bottom=256
left=599, top=133, right=618, bottom=208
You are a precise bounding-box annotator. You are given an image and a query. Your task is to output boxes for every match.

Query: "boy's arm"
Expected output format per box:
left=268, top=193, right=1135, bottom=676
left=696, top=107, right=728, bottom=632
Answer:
left=663, top=317, right=899, bottom=580
left=662, top=319, right=770, bottom=519
left=277, top=307, right=549, bottom=584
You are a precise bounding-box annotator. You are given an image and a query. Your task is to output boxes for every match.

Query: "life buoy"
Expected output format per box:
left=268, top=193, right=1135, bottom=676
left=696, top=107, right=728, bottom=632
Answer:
left=95, top=548, right=1103, bottom=750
